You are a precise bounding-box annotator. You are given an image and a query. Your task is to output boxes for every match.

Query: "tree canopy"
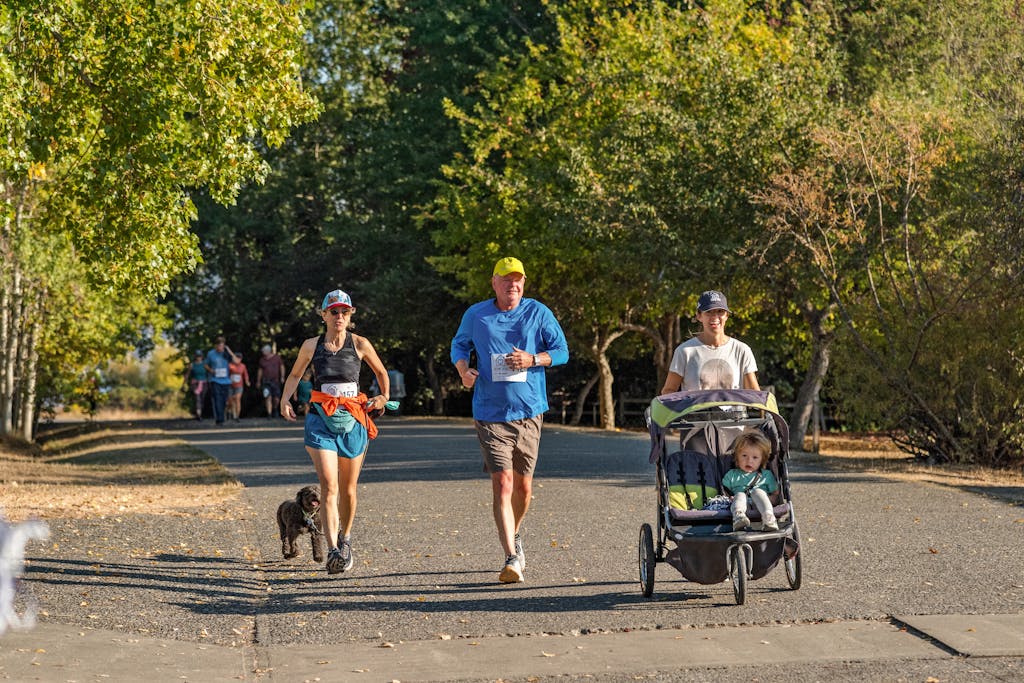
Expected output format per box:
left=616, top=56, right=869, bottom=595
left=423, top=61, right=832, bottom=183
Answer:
left=0, top=0, right=317, bottom=438
left=433, top=0, right=838, bottom=427
left=8, top=0, right=1024, bottom=469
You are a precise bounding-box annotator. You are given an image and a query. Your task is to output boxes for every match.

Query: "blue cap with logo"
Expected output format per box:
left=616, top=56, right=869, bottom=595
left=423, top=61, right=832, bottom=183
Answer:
left=697, top=290, right=730, bottom=313
left=321, top=289, right=354, bottom=311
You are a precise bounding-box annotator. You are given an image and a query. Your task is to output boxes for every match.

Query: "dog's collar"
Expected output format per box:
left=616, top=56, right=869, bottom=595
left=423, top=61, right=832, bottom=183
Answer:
left=303, top=510, right=322, bottom=534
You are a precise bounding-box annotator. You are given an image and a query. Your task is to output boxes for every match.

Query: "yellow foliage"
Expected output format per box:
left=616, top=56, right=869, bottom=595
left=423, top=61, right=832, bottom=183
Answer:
left=28, top=162, right=48, bottom=181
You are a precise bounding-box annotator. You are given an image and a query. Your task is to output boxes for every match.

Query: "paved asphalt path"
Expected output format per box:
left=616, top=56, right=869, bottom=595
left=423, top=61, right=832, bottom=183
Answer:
left=5, top=416, right=1024, bottom=682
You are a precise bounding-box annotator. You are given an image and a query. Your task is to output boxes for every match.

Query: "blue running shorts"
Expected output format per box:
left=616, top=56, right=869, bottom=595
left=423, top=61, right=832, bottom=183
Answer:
left=304, top=410, right=368, bottom=459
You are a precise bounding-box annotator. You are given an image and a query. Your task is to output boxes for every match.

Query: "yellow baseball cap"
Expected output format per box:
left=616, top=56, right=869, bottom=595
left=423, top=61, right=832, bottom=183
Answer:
left=493, top=257, right=526, bottom=277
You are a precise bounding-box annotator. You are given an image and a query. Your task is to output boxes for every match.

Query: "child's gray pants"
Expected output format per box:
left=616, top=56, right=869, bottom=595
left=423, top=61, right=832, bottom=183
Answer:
left=731, top=489, right=776, bottom=523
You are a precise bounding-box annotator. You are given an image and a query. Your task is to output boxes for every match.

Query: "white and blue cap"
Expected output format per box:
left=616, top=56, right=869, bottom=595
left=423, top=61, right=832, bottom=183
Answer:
left=321, top=289, right=354, bottom=311
left=697, top=290, right=730, bottom=313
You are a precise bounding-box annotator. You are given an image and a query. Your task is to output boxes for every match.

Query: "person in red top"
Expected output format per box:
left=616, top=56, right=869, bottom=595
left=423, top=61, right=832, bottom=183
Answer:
left=227, top=353, right=250, bottom=422
left=257, top=344, right=286, bottom=418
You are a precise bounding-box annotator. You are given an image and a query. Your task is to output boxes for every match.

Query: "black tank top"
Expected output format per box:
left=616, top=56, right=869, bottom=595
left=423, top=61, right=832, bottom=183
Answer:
left=311, top=333, right=361, bottom=391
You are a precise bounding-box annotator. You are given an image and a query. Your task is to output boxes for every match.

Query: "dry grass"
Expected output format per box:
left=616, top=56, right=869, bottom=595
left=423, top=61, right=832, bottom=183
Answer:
left=0, top=422, right=241, bottom=522
left=805, top=434, right=1024, bottom=506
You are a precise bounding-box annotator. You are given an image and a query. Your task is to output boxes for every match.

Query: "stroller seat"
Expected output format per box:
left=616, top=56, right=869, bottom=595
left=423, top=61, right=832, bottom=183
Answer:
left=668, top=502, right=791, bottom=524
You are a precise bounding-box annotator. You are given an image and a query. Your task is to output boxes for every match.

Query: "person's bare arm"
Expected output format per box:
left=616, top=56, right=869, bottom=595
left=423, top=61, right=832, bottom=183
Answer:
left=743, top=372, right=760, bottom=390
left=355, top=335, right=390, bottom=412
left=660, top=371, right=683, bottom=395
left=280, top=338, right=317, bottom=421
left=455, top=358, right=478, bottom=389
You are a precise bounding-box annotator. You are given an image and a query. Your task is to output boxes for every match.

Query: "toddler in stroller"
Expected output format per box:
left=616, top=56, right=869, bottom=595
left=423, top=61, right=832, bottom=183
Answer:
left=723, top=431, right=779, bottom=531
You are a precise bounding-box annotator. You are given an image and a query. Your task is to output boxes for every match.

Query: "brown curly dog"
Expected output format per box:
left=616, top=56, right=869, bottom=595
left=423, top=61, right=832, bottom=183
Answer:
left=276, top=484, right=326, bottom=562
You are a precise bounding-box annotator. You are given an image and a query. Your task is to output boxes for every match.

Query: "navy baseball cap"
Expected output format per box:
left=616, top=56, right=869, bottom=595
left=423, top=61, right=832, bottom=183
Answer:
left=697, top=290, right=730, bottom=313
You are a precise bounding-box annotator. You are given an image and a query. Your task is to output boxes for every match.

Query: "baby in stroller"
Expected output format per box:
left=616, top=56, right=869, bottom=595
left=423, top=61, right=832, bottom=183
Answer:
left=722, top=431, right=779, bottom=532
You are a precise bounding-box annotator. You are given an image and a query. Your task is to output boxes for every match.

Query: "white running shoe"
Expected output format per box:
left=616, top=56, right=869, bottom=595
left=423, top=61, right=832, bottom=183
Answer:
left=499, top=555, right=524, bottom=583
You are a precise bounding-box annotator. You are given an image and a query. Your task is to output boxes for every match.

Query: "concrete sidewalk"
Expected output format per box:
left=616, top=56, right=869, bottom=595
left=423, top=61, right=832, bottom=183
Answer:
left=2, top=613, right=1023, bottom=682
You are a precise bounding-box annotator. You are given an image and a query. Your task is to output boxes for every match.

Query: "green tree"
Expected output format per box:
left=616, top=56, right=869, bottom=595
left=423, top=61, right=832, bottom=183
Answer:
left=170, top=0, right=556, bottom=415
left=435, top=0, right=836, bottom=427
left=759, top=95, right=1024, bottom=465
left=0, top=0, right=317, bottom=439
left=102, top=343, right=185, bottom=415
left=756, top=0, right=1024, bottom=464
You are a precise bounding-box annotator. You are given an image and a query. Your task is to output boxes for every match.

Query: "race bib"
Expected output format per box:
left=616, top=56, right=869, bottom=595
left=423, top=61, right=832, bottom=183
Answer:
left=321, top=381, right=358, bottom=398
left=214, top=367, right=228, bottom=379
left=230, top=373, right=242, bottom=384
left=491, top=353, right=527, bottom=383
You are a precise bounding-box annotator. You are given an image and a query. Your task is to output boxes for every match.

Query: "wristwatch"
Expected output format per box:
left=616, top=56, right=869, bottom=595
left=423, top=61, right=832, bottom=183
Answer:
left=533, top=354, right=540, bottom=367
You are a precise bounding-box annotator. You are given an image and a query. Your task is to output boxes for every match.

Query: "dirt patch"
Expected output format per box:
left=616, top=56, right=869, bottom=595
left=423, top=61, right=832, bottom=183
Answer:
left=0, top=422, right=241, bottom=522
left=803, top=434, right=1024, bottom=506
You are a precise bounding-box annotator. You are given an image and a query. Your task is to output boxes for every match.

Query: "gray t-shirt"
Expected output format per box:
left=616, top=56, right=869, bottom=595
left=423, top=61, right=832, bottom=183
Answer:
left=668, top=337, right=757, bottom=390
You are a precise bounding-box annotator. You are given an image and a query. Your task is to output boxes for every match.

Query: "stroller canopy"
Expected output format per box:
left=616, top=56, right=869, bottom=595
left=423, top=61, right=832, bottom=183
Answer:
left=650, top=389, right=780, bottom=428
left=648, top=389, right=790, bottom=463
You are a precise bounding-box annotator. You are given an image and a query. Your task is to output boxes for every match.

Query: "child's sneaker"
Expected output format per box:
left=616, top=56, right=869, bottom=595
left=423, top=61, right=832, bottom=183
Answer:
left=732, top=513, right=750, bottom=531
left=763, top=518, right=779, bottom=531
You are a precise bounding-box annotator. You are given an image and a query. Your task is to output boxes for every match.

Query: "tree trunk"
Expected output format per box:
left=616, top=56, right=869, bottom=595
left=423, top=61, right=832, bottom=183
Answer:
left=596, top=350, right=615, bottom=430
left=0, top=258, right=11, bottom=434
left=424, top=350, right=445, bottom=416
left=789, top=304, right=833, bottom=451
left=620, top=312, right=680, bottom=393
left=570, top=370, right=600, bottom=426
left=1, top=263, right=23, bottom=436
left=589, top=328, right=627, bottom=430
left=656, top=312, right=681, bottom=389
left=13, top=281, right=32, bottom=437
left=20, top=311, right=40, bottom=441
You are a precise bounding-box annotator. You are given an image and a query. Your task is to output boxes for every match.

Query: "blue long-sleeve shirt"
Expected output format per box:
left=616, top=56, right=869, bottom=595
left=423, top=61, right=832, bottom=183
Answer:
left=451, top=298, right=569, bottom=422
left=205, top=348, right=233, bottom=385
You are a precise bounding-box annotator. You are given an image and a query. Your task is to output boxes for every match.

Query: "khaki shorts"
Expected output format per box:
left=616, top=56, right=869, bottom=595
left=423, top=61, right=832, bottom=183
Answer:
left=474, top=415, right=544, bottom=476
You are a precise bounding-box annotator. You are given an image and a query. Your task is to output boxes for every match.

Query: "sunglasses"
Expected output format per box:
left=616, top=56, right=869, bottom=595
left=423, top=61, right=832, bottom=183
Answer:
left=327, top=307, right=351, bottom=316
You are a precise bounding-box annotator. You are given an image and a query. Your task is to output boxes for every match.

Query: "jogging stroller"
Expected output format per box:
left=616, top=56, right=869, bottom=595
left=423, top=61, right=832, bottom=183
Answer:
left=639, top=389, right=802, bottom=604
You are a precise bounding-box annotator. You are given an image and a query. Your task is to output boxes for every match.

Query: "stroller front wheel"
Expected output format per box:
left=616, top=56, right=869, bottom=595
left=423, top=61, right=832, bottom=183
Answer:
left=729, top=545, right=748, bottom=605
left=638, top=523, right=656, bottom=598
left=785, top=523, right=802, bottom=590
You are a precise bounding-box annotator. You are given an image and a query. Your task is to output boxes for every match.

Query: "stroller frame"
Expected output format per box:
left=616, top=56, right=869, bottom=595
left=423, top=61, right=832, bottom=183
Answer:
left=640, top=389, right=802, bottom=604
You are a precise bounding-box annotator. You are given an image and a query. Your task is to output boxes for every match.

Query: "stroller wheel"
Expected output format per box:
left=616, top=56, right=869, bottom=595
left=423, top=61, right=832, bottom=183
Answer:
left=638, top=523, right=655, bottom=597
left=729, top=545, right=747, bottom=605
left=785, top=524, right=802, bottom=590
left=785, top=551, right=802, bottom=590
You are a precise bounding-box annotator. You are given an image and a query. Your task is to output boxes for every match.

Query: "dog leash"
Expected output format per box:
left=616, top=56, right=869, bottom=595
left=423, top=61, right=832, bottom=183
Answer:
left=303, top=510, right=322, bottom=535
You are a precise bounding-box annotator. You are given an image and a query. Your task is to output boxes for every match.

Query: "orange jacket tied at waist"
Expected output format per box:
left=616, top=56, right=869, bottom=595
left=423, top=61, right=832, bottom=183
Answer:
left=310, top=390, right=379, bottom=440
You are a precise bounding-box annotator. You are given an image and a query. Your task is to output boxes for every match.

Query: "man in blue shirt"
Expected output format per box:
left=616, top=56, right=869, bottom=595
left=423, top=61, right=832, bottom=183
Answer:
left=205, top=336, right=234, bottom=426
left=451, top=257, right=569, bottom=583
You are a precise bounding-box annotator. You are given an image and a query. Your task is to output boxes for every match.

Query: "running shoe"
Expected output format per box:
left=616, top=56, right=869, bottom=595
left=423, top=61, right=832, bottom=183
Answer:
left=338, top=539, right=354, bottom=572
left=514, top=533, right=526, bottom=569
left=326, top=548, right=344, bottom=574
left=499, top=555, right=524, bottom=583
